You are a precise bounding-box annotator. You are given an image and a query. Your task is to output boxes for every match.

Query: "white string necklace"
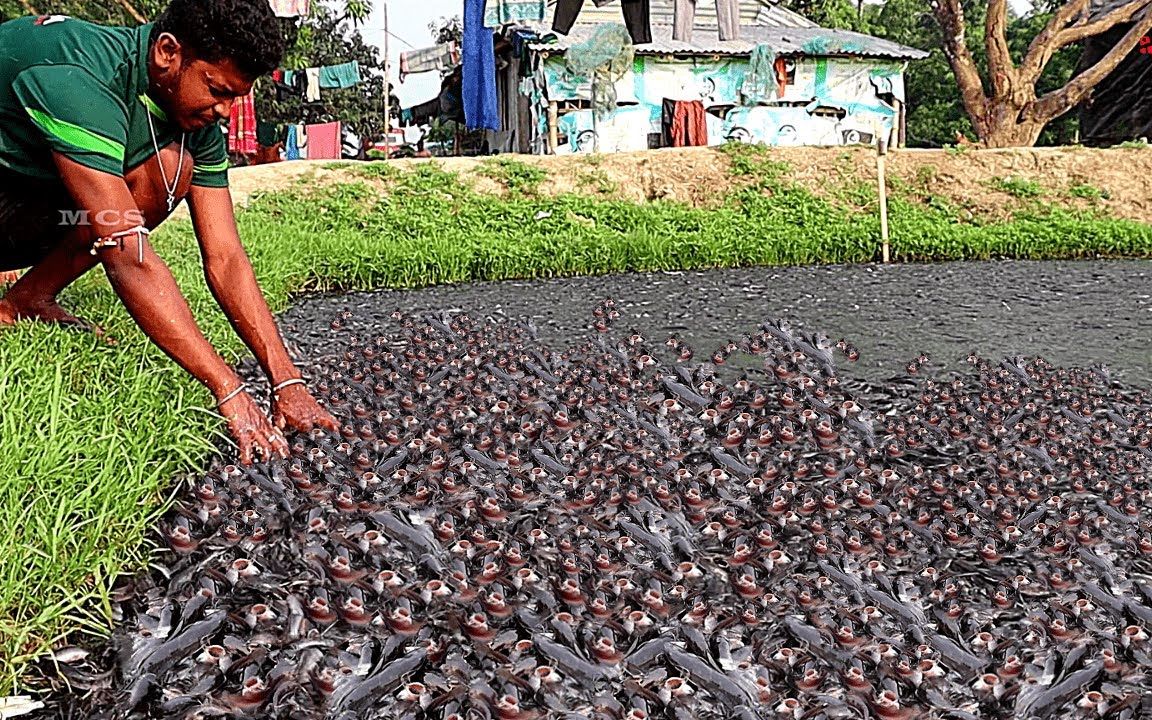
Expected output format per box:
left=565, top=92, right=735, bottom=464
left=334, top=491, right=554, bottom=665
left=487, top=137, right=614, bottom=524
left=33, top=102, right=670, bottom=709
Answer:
left=146, top=107, right=185, bottom=212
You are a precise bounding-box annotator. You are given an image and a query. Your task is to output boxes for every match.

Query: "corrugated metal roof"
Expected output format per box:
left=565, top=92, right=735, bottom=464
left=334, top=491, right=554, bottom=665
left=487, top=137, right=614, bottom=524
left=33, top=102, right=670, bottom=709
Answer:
left=571, top=0, right=816, bottom=29
left=518, top=21, right=930, bottom=60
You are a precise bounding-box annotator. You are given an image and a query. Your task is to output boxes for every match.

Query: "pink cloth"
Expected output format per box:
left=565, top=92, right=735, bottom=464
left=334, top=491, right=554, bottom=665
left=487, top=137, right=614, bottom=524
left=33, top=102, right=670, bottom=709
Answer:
left=270, top=0, right=309, bottom=17
left=228, top=92, right=258, bottom=155
left=304, top=121, right=341, bottom=159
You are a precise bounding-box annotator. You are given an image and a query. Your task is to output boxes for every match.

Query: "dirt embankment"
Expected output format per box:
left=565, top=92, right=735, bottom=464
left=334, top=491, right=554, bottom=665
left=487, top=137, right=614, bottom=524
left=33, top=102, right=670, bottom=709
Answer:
left=198, top=145, right=1152, bottom=223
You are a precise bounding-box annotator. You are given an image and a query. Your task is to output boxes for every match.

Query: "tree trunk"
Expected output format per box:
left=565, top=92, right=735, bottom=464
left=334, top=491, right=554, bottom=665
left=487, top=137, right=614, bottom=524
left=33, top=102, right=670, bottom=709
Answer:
left=979, top=116, right=1047, bottom=147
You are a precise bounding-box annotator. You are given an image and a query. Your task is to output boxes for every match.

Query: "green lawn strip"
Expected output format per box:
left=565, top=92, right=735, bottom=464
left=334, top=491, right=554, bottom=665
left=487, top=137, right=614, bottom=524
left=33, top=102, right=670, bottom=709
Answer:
left=1, top=157, right=1151, bottom=690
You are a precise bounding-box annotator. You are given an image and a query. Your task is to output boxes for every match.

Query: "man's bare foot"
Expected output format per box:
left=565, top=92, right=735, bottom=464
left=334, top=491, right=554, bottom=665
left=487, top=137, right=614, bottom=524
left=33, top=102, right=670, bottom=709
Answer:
left=0, top=297, right=113, bottom=343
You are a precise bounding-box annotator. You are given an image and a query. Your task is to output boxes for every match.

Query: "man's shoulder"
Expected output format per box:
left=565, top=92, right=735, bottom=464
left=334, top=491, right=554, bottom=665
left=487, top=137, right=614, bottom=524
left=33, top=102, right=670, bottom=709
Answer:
left=0, top=15, right=140, bottom=65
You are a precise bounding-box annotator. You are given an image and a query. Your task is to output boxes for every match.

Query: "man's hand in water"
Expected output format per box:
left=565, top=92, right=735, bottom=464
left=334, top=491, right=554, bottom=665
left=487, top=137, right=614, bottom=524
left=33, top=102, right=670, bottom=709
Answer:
left=272, top=382, right=340, bottom=434
left=219, top=389, right=290, bottom=465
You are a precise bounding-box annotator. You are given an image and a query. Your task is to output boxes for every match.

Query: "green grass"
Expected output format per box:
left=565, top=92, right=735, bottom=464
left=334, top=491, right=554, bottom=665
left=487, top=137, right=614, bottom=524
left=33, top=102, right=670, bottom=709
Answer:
left=476, top=157, right=547, bottom=196
left=991, top=175, right=1045, bottom=198
left=1069, top=183, right=1110, bottom=201
left=3, top=149, right=1152, bottom=690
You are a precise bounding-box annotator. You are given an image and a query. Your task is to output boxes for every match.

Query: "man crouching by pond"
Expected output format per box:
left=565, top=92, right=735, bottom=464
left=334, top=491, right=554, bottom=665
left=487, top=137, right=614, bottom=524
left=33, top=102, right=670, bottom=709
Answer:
left=0, top=0, right=338, bottom=463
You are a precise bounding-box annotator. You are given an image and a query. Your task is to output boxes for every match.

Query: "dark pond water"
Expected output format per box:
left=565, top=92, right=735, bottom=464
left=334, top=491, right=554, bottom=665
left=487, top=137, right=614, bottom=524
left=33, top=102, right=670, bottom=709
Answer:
left=279, top=259, right=1152, bottom=389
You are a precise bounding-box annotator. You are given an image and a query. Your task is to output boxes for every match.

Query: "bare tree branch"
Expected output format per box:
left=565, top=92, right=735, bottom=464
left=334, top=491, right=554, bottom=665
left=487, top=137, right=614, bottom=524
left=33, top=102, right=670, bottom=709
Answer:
left=1019, top=0, right=1152, bottom=85
left=1018, top=0, right=1090, bottom=85
left=114, top=0, right=147, bottom=23
left=1055, top=0, right=1152, bottom=46
left=986, top=0, right=1016, bottom=99
left=930, top=0, right=989, bottom=135
left=1028, top=6, right=1152, bottom=122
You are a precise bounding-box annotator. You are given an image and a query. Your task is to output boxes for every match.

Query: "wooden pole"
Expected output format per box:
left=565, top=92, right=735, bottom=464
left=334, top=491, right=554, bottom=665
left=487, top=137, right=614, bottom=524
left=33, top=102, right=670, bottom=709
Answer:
left=382, top=2, right=391, bottom=160
left=548, top=101, right=559, bottom=154
left=876, top=123, right=890, bottom=264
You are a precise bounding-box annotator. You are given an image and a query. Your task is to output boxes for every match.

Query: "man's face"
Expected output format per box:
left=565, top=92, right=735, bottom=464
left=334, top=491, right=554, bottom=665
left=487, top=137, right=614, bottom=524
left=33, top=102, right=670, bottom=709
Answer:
left=151, top=33, right=255, bottom=132
left=168, top=56, right=253, bottom=132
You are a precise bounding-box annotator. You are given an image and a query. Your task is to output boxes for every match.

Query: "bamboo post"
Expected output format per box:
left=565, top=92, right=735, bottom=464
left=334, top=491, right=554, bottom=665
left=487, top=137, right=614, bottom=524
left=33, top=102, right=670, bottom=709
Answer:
left=548, top=101, right=559, bottom=154
left=875, top=122, right=890, bottom=264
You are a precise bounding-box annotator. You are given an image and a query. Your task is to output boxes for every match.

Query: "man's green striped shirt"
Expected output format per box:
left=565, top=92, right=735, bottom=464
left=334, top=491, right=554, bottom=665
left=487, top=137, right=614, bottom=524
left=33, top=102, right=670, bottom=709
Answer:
left=0, top=15, right=229, bottom=188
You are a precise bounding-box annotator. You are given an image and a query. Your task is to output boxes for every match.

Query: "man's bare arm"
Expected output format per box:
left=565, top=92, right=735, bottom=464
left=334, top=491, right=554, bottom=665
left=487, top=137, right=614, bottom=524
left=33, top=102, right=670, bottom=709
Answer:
left=52, top=153, right=244, bottom=399
left=187, top=184, right=338, bottom=433
left=186, top=184, right=299, bottom=386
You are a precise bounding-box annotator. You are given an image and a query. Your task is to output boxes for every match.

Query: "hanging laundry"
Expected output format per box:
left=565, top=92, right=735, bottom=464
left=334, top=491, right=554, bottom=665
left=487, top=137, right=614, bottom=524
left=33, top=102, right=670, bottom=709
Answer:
left=285, top=124, right=306, bottom=159
left=483, top=0, right=545, bottom=27
left=318, top=61, right=361, bottom=89
left=273, top=72, right=297, bottom=102
left=228, top=91, right=258, bottom=155
left=399, top=42, right=460, bottom=82
left=664, top=99, right=707, bottom=147
left=553, top=0, right=651, bottom=45
left=269, top=0, right=309, bottom=18
left=774, top=56, right=789, bottom=98
left=672, top=0, right=739, bottom=42
left=304, top=67, right=321, bottom=102
left=463, top=0, right=500, bottom=131
left=304, top=121, right=341, bottom=159
left=295, top=124, right=309, bottom=159
left=285, top=125, right=298, bottom=159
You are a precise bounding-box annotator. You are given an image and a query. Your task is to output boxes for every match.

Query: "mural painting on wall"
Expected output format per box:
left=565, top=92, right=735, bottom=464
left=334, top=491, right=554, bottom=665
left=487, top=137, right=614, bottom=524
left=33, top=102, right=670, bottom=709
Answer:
left=543, top=54, right=904, bottom=153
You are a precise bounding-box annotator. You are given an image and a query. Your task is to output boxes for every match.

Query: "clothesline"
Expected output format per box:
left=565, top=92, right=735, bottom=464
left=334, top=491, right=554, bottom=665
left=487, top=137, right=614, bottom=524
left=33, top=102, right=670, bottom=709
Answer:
left=274, top=61, right=362, bottom=103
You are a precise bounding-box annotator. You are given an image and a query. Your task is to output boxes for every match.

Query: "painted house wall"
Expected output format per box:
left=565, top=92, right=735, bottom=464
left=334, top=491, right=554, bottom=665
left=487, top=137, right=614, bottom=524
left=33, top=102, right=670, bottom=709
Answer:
left=490, top=53, right=906, bottom=154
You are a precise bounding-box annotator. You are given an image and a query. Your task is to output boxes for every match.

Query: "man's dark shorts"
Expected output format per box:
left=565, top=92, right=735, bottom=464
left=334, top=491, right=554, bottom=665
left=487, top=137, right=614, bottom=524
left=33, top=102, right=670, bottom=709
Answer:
left=0, top=166, right=77, bottom=271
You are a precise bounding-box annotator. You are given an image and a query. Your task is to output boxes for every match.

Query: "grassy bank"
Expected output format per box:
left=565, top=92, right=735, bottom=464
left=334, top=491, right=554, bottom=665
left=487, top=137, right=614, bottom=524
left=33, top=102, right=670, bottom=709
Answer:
left=3, top=144, right=1152, bottom=689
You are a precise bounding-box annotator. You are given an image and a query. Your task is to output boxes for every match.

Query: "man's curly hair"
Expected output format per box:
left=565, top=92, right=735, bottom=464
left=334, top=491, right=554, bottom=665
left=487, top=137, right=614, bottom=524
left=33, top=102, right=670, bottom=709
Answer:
left=151, top=0, right=285, bottom=80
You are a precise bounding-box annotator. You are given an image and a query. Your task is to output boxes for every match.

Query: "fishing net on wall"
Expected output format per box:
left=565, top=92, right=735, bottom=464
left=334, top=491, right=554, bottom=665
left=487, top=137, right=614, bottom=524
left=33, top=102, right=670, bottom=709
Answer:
left=565, top=23, right=634, bottom=119
left=744, top=42, right=778, bottom=103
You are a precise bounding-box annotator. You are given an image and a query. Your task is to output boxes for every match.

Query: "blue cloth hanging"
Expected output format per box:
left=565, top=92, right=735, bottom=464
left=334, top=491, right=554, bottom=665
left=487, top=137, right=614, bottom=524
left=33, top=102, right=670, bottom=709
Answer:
left=463, top=0, right=500, bottom=131
left=285, top=125, right=300, bottom=160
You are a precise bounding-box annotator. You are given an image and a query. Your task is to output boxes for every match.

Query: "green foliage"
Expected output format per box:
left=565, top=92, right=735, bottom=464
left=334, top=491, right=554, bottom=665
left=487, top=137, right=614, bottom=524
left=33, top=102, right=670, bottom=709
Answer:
left=429, top=15, right=462, bottom=45
left=914, top=164, right=938, bottom=187
left=0, top=0, right=165, bottom=25
left=717, top=141, right=791, bottom=182
left=477, top=157, right=547, bottom=196
left=780, top=0, right=870, bottom=32
left=1069, top=183, right=1109, bottom=200
left=991, top=176, right=1045, bottom=198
